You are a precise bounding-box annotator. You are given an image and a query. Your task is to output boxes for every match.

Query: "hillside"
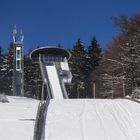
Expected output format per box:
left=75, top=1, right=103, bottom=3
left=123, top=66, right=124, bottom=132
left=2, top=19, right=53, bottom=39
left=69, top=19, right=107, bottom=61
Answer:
left=1, top=97, right=140, bottom=140
left=0, top=96, right=39, bottom=140
left=45, top=99, right=140, bottom=140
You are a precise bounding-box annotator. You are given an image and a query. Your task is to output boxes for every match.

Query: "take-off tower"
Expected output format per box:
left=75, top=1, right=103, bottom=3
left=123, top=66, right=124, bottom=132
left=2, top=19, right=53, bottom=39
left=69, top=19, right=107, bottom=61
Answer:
left=30, top=47, right=72, bottom=99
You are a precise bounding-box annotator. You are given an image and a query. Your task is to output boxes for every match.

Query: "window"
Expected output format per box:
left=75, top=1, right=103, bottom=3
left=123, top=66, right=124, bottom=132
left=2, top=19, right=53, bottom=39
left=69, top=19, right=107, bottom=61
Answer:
left=16, top=60, right=21, bottom=70
left=16, top=47, right=21, bottom=59
left=17, top=50, right=20, bottom=59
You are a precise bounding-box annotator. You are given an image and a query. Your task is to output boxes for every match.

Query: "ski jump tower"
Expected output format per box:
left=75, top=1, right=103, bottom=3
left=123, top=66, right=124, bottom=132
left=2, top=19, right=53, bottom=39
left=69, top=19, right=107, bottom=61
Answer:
left=30, top=47, right=72, bottom=99
left=13, top=26, right=24, bottom=96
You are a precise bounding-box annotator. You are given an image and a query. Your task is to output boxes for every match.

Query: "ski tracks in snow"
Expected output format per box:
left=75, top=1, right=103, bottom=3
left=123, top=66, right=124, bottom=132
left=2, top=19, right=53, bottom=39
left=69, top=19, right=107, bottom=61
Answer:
left=79, top=100, right=87, bottom=140
left=93, top=101, right=110, bottom=140
left=45, top=99, right=140, bottom=140
left=115, top=101, right=140, bottom=139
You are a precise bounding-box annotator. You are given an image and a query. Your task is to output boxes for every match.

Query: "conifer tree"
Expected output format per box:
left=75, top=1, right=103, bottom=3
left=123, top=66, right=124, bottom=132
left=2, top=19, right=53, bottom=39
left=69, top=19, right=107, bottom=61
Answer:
left=0, top=46, right=4, bottom=93
left=57, top=43, right=63, bottom=48
left=69, top=38, right=86, bottom=98
left=84, top=37, right=102, bottom=97
left=85, top=37, right=102, bottom=75
left=24, top=51, right=42, bottom=99
left=0, top=43, right=14, bottom=94
left=0, top=46, right=4, bottom=73
left=0, top=46, right=4, bottom=63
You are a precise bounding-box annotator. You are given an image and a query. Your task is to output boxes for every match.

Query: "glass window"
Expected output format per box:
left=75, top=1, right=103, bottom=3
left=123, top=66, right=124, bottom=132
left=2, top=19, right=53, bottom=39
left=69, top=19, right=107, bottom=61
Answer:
left=17, top=50, right=21, bottom=59
left=16, top=60, right=21, bottom=70
left=16, top=47, right=21, bottom=59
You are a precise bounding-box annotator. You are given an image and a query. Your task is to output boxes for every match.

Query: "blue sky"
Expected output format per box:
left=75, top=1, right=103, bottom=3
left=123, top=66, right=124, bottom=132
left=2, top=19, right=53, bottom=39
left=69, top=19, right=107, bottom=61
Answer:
left=0, top=0, right=140, bottom=53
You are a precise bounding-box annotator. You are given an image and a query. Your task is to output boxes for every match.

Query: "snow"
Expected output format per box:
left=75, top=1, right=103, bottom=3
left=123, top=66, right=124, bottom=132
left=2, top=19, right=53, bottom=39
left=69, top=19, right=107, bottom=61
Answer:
left=0, top=96, right=39, bottom=140
left=46, top=65, right=63, bottom=99
left=60, top=61, right=69, bottom=71
left=1, top=96, right=140, bottom=140
left=45, top=99, right=140, bottom=140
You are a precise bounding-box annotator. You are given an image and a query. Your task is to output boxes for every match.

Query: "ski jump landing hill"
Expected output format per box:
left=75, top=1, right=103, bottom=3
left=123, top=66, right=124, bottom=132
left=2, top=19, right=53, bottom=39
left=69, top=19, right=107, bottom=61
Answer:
left=30, top=46, right=72, bottom=99
left=29, top=46, right=140, bottom=140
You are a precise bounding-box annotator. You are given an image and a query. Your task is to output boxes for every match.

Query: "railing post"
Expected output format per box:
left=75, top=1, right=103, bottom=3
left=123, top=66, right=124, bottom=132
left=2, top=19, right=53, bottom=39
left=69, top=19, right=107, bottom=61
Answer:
left=93, top=82, right=96, bottom=99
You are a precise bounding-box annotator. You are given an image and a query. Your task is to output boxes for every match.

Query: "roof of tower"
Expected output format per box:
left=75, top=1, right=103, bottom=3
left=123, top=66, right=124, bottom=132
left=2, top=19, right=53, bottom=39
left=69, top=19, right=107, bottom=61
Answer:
left=29, top=46, right=71, bottom=60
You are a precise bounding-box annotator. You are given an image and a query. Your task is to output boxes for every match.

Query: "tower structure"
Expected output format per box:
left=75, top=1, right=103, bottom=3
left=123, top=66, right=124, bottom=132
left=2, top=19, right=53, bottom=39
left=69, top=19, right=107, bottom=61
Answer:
left=30, top=47, right=72, bottom=99
left=13, top=26, right=24, bottom=96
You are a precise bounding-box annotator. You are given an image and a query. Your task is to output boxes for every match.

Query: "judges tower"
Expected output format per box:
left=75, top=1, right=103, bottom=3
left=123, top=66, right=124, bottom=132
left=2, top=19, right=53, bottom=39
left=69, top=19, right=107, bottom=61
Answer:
left=13, top=26, right=24, bottom=96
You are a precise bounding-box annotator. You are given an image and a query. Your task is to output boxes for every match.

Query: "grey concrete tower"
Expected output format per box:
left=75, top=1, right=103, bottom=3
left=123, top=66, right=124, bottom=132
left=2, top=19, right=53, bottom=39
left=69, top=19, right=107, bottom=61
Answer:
left=13, top=26, right=24, bottom=96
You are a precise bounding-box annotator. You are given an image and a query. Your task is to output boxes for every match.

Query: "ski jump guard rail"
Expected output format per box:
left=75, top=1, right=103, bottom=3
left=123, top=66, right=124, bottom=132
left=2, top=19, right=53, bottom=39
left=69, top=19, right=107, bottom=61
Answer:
left=30, top=46, right=72, bottom=100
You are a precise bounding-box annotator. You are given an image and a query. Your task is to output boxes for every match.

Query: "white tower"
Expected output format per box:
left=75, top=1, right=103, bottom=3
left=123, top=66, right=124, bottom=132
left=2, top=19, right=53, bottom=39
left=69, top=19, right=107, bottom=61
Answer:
left=13, top=26, right=24, bottom=96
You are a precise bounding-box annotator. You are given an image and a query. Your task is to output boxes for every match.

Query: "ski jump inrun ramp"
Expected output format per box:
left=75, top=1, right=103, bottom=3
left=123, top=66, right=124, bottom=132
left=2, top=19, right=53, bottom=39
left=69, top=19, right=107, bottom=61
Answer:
left=30, top=47, right=72, bottom=100
left=46, top=65, right=63, bottom=99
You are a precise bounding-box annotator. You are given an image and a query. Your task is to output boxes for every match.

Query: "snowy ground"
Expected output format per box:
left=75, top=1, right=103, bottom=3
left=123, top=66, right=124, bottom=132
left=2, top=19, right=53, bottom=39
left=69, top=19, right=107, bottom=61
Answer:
left=45, top=99, right=140, bottom=140
left=0, top=96, right=39, bottom=140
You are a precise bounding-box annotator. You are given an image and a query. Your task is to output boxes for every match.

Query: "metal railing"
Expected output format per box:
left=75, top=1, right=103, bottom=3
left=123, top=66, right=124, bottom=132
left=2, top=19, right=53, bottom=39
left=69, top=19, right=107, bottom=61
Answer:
left=33, top=96, right=50, bottom=140
left=33, top=55, right=53, bottom=140
left=39, top=55, right=52, bottom=99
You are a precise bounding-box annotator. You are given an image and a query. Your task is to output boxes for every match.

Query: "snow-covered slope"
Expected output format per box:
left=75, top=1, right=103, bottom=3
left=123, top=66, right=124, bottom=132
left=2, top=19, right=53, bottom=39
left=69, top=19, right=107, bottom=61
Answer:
left=0, top=96, right=39, bottom=140
left=45, top=99, right=140, bottom=140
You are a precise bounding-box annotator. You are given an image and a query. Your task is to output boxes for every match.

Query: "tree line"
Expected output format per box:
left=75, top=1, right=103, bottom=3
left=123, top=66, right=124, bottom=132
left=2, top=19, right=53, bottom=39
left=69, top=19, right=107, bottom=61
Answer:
left=0, top=37, right=102, bottom=99
left=68, top=13, right=140, bottom=99
left=97, top=13, right=140, bottom=98
left=0, top=13, right=140, bottom=99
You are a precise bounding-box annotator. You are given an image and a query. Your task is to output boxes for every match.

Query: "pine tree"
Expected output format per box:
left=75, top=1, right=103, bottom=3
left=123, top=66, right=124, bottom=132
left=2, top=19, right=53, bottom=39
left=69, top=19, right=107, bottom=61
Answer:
left=0, top=43, right=14, bottom=94
left=57, top=43, right=63, bottom=48
left=0, top=46, right=4, bottom=74
left=24, top=51, right=42, bottom=99
left=86, top=37, right=102, bottom=75
left=0, top=46, right=4, bottom=63
left=0, top=46, right=4, bottom=93
left=69, top=38, right=87, bottom=98
left=84, top=37, right=102, bottom=97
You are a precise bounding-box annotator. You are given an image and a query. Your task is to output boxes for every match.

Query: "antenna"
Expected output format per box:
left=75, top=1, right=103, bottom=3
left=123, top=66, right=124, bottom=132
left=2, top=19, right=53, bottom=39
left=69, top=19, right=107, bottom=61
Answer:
left=13, top=25, right=17, bottom=42
left=20, top=29, right=24, bottom=42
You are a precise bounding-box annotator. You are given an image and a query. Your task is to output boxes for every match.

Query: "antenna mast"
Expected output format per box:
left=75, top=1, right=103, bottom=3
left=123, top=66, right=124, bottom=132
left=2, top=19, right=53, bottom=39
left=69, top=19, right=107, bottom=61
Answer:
left=13, top=25, right=17, bottom=43
left=20, top=29, right=24, bottom=42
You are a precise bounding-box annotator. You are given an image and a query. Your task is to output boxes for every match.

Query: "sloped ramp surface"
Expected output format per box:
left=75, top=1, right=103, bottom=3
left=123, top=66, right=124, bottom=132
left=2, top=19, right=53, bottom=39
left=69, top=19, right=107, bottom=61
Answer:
left=45, top=99, right=140, bottom=140
left=46, top=65, right=63, bottom=99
